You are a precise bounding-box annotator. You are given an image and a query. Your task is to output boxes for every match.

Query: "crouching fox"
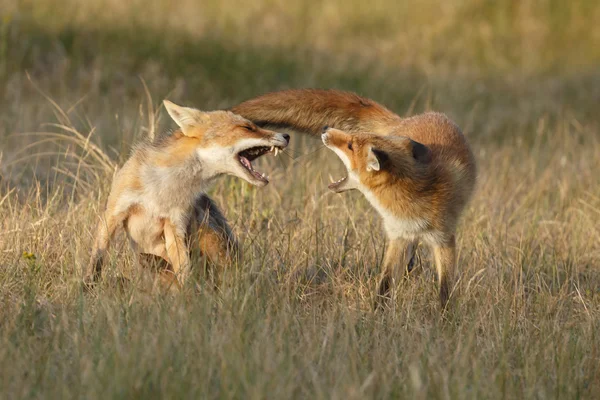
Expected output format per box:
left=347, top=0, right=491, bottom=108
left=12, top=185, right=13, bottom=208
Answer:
left=86, top=100, right=289, bottom=289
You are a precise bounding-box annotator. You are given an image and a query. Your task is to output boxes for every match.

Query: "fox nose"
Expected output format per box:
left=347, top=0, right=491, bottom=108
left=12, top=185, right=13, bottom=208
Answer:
left=282, top=133, right=290, bottom=143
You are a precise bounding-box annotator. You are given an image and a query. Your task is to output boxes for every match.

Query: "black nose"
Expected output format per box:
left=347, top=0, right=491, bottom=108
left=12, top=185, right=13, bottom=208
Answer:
left=282, top=133, right=290, bottom=143
left=322, top=125, right=329, bottom=132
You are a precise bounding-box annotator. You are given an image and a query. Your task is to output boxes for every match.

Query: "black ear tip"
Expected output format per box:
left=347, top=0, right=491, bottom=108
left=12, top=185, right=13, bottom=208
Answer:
left=322, top=125, right=329, bottom=132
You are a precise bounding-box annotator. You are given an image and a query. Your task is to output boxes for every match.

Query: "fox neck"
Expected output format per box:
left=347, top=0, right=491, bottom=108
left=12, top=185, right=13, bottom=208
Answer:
left=153, top=145, right=233, bottom=182
left=146, top=155, right=210, bottom=203
left=195, top=147, right=238, bottom=180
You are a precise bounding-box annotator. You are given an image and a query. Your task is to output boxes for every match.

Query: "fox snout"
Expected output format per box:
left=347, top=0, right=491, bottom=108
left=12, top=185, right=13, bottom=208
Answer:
left=276, top=133, right=290, bottom=147
left=265, top=132, right=289, bottom=148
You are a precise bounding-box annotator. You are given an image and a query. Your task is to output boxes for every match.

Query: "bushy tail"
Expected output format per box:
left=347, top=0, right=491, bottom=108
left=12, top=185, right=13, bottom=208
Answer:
left=230, top=89, right=401, bottom=136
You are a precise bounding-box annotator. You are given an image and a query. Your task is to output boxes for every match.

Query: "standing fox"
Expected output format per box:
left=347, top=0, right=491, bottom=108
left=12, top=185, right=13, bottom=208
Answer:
left=86, top=101, right=289, bottom=288
left=231, top=89, right=476, bottom=308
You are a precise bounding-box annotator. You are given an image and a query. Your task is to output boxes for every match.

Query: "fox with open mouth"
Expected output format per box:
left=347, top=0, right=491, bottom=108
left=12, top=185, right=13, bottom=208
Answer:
left=232, top=89, right=476, bottom=309
left=86, top=100, right=289, bottom=289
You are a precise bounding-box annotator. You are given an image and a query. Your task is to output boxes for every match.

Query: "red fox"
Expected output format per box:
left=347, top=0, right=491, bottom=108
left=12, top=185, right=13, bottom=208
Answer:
left=232, top=89, right=476, bottom=308
left=86, top=101, right=289, bottom=289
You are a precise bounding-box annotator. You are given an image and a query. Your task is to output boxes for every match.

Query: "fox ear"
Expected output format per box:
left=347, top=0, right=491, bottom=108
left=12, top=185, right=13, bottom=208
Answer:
left=366, top=147, right=387, bottom=172
left=411, top=140, right=431, bottom=163
left=163, top=100, right=209, bottom=134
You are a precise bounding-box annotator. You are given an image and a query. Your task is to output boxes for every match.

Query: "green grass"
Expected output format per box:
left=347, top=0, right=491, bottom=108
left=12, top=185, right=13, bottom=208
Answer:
left=1, top=0, right=599, bottom=398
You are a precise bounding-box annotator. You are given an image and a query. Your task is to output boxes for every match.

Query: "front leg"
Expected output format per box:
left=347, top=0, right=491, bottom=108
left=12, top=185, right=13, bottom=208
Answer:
left=433, top=235, right=456, bottom=310
left=86, top=210, right=128, bottom=285
left=375, top=238, right=417, bottom=309
left=164, top=219, right=191, bottom=286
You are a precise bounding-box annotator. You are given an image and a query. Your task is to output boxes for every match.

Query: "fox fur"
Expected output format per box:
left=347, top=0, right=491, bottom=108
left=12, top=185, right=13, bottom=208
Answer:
left=232, top=89, right=476, bottom=309
left=86, top=101, right=289, bottom=289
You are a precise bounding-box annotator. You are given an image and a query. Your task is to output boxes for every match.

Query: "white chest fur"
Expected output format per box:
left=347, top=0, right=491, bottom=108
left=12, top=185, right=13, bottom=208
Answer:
left=359, top=184, right=428, bottom=240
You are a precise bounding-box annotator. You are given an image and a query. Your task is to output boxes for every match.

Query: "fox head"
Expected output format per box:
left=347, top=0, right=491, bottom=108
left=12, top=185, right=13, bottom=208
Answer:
left=321, top=127, right=432, bottom=193
left=164, top=100, right=289, bottom=187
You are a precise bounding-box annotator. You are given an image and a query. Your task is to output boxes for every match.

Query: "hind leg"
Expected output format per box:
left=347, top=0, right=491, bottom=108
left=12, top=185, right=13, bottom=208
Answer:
left=192, top=196, right=240, bottom=289
left=194, top=195, right=240, bottom=266
left=136, top=253, right=181, bottom=292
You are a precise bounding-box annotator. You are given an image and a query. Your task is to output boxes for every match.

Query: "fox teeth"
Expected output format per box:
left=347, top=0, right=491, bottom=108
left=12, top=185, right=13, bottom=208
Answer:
left=270, top=146, right=274, bottom=152
left=274, top=148, right=279, bottom=157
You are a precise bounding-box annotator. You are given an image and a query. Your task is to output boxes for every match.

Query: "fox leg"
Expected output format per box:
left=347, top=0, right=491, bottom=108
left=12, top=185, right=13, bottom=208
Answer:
left=406, top=244, right=419, bottom=273
left=195, top=195, right=240, bottom=267
left=432, top=235, right=456, bottom=310
left=86, top=211, right=128, bottom=284
left=197, top=228, right=239, bottom=268
left=375, top=238, right=417, bottom=309
left=164, top=220, right=191, bottom=286
left=134, top=248, right=181, bottom=292
left=155, top=269, right=181, bottom=291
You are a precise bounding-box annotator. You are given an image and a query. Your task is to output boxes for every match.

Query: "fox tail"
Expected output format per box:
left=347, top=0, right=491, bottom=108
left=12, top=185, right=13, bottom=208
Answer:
left=230, top=89, right=400, bottom=136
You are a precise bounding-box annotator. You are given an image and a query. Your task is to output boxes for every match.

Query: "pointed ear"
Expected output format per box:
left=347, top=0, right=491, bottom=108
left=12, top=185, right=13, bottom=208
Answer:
left=411, top=140, right=431, bottom=163
left=163, top=100, right=209, bottom=134
left=366, top=147, right=387, bottom=172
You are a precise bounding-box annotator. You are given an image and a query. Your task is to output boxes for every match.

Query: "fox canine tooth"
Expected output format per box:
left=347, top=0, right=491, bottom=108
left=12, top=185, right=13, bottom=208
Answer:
left=274, top=148, right=279, bottom=156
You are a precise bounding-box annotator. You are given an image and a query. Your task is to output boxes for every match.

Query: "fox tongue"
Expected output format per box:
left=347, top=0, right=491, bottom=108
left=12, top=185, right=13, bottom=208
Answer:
left=240, top=155, right=267, bottom=181
left=328, top=176, right=347, bottom=190
left=240, top=156, right=252, bottom=170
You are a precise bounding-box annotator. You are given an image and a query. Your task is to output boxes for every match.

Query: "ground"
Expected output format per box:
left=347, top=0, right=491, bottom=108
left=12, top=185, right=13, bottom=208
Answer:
left=0, top=1, right=599, bottom=398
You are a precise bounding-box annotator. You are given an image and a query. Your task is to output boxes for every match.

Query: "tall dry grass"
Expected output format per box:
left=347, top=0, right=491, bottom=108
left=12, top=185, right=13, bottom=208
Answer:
left=1, top=0, right=599, bottom=398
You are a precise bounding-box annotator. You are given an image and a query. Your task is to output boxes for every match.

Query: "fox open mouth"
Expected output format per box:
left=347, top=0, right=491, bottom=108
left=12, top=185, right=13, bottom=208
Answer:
left=238, top=146, right=284, bottom=184
left=328, top=176, right=347, bottom=191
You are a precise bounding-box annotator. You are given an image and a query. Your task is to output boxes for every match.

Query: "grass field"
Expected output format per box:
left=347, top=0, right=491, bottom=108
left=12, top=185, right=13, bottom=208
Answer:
left=1, top=0, right=600, bottom=398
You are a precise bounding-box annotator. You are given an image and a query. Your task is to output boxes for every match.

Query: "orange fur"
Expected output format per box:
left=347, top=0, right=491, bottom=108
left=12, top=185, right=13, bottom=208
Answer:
left=86, top=101, right=288, bottom=290
left=231, top=89, right=401, bottom=135
left=233, top=89, right=476, bottom=309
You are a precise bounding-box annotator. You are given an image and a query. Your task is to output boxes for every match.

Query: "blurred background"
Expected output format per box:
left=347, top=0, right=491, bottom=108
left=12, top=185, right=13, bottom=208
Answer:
left=1, top=0, right=599, bottom=152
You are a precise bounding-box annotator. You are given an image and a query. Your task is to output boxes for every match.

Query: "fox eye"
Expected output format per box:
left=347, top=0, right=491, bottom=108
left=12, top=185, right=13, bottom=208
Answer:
left=348, top=142, right=353, bottom=151
left=242, top=125, right=255, bottom=132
